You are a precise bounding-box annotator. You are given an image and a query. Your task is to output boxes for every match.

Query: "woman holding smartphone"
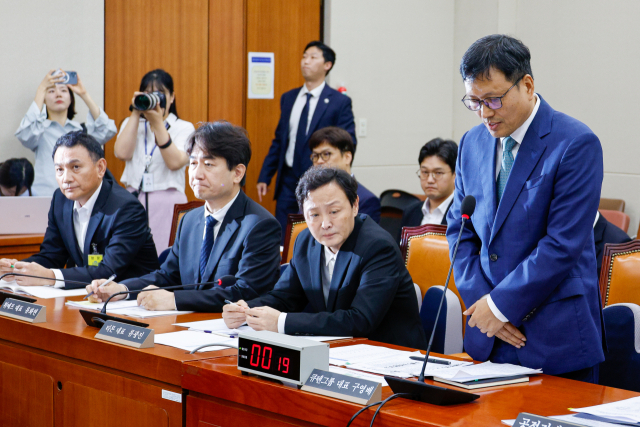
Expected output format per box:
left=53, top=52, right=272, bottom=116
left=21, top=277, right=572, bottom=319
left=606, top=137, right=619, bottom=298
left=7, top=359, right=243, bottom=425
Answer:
left=15, top=70, right=117, bottom=196
left=114, top=69, right=195, bottom=255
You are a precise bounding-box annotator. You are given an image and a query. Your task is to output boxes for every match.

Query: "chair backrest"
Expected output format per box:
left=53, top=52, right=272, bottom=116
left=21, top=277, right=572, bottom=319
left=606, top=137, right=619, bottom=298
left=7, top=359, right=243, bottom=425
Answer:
left=282, top=213, right=307, bottom=264
left=600, top=209, right=630, bottom=233
left=400, top=224, right=467, bottom=333
left=379, top=206, right=404, bottom=240
left=379, top=189, right=420, bottom=211
left=598, top=303, right=640, bottom=392
left=599, top=240, right=640, bottom=307
left=599, top=198, right=625, bottom=212
left=420, top=286, right=463, bottom=355
left=168, top=201, right=205, bottom=247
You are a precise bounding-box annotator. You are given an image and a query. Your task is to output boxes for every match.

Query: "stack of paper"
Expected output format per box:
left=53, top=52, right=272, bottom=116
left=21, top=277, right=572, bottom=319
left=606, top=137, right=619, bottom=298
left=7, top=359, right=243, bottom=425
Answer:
left=432, top=361, right=542, bottom=382
left=154, top=331, right=238, bottom=353
left=571, top=396, right=640, bottom=425
left=329, top=344, right=472, bottom=378
left=65, top=299, right=192, bottom=318
left=1, top=280, right=87, bottom=299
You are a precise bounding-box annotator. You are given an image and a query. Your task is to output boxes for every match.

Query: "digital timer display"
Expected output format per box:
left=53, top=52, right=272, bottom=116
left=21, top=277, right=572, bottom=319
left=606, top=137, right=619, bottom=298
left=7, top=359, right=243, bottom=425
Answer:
left=238, top=337, right=302, bottom=382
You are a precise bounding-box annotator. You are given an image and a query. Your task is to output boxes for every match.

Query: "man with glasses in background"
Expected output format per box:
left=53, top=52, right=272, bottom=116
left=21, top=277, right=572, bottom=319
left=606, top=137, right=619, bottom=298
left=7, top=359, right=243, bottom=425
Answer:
left=447, top=34, right=605, bottom=383
left=308, top=126, right=380, bottom=222
left=399, top=138, right=457, bottom=240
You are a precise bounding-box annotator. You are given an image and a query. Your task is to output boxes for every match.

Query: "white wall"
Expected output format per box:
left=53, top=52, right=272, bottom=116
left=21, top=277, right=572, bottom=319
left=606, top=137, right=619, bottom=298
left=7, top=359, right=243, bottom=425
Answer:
left=0, top=0, right=105, bottom=162
left=328, top=0, right=640, bottom=237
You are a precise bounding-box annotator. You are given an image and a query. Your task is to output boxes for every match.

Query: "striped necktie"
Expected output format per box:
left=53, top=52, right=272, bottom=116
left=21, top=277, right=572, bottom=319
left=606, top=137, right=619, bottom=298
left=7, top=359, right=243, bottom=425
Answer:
left=497, top=136, right=517, bottom=202
left=199, top=215, right=217, bottom=282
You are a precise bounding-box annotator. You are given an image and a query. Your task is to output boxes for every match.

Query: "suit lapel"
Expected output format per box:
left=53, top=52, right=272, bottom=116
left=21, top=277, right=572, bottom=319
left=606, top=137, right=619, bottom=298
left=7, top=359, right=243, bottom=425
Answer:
left=479, top=132, right=499, bottom=232
left=187, top=210, right=206, bottom=284
left=325, top=216, right=361, bottom=311
left=82, top=180, right=111, bottom=258
left=490, top=97, right=551, bottom=242
left=309, top=239, right=326, bottom=311
left=440, top=200, right=454, bottom=225
left=202, top=192, right=246, bottom=282
left=63, top=198, right=83, bottom=265
left=307, top=85, right=332, bottom=136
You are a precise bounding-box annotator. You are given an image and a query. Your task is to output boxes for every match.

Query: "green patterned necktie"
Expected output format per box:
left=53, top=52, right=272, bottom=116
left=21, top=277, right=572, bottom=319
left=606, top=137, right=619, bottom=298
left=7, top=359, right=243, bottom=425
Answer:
left=497, top=136, right=517, bottom=201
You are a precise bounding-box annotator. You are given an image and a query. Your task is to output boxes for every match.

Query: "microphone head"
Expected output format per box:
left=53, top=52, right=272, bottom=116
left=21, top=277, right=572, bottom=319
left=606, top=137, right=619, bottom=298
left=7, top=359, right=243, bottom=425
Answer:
left=461, top=195, right=476, bottom=219
left=217, top=275, right=237, bottom=288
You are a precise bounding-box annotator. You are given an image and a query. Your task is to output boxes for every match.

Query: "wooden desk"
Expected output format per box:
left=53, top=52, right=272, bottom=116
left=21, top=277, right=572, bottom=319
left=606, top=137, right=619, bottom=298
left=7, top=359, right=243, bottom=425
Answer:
left=0, top=233, right=44, bottom=260
left=182, top=340, right=640, bottom=427
left=0, top=294, right=231, bottom=427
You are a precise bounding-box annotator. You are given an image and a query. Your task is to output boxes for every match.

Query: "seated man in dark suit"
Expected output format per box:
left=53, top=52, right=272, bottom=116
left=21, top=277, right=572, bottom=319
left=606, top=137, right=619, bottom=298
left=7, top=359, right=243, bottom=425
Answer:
left=0, top=131, right=159, bottom=288
left=399, top=138, right=457, bottom=240
left=594, top=211, right=631, bottom=278
left=223, top=167, right=427, bottom=349
left=87, top=122, right=281, bottom=312
left=308, top=126, right=380, bottom=222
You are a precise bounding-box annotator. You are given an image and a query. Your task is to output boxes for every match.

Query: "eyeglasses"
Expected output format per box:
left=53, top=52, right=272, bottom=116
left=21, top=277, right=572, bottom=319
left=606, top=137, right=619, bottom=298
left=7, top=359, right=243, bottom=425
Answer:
left=416, top=169, right=451, bottom=181
left=461, top=76, right=523, bottom=111
left=310, top=151, right=334, bottom=162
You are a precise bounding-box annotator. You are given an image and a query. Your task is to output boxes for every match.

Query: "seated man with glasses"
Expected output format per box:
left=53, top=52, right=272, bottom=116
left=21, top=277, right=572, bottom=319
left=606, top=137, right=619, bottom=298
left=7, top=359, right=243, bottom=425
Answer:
left=308, top=126, right=380, bottom=222
left=399, top=138, right=457, bottom=241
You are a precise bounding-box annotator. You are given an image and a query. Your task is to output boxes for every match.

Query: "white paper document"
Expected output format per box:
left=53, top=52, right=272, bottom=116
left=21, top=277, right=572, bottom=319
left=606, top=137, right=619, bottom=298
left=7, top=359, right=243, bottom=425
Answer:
left=329, top=344, right=472, bottom=378
left=571, top=396, right=640, bottom=424
left=174, top=318, right=253, bottom=336
left=154, top=331, right=238, bottom=353
left=0, top=280, right=87, bottom=299
left=433, top=361, right=542, bottom=382
left=65, top=299, right=192, bottom=318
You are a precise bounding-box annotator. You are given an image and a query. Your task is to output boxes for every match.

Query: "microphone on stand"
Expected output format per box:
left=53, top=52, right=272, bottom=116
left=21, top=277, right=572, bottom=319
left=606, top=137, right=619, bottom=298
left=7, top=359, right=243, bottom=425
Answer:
left=80, top=276, right=238, bottom=328
left=0, top=272, right=91, bottom=304
left=385, top=195, right=480, bottom=406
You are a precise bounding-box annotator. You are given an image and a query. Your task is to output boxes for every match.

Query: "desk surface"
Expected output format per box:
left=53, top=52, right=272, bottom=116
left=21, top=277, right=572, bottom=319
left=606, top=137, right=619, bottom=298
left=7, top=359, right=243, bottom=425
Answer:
left=183, top=340, right=640, bottom=427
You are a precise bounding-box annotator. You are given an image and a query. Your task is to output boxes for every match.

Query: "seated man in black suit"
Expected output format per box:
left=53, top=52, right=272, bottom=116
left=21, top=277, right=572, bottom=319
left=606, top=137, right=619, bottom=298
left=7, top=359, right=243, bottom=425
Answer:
left=399, top=138, right=457, bottom=240
left=308, top=126, right=381, bottom=222
left=594, top=211, right=631, bottom=278
left=223, top=167, right=427, bottom=349
left=87, top=122, right=282, bottom=312
left=0, top=131, right=159, bottom=287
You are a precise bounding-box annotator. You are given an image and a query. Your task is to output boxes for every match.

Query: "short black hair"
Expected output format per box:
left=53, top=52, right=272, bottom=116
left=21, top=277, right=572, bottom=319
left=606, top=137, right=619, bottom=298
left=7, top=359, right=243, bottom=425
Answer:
left=308, top=127, right=355, bottom=166
left=0, top=158, right=34, bottom=196
left=52, top=130, right=104, bottom=162
left=418, top=138, right=458, bottom=173
left=296, top=166, right=357, bottom=211
left=460, top=34, right=533, bottom=83
left=304, top=41, right=336, bottom=75
left=186, top=121, right=252, bottom=187
left=140, top=69, right=179, bottom=118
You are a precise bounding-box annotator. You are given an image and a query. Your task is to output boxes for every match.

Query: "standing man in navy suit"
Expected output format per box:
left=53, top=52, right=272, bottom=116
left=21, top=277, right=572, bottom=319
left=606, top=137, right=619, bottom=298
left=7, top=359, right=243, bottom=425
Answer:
left=223, top=167, right=426, bottom=349
left=87, top=122, right=281, bottom=312
left=448, top=35, right=605, bottom=383
left=257, top=41, right=357, bottom=235
left=309, top=127, right=380, bottom=222
left=399, top=138, right=457, bottom=241
left=0, top=131, right=159, bottom=287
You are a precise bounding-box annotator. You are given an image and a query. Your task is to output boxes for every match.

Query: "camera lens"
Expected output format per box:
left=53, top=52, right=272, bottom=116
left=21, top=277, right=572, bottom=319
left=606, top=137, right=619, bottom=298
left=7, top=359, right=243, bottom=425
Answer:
left=133, top=92, right=166, bottom=111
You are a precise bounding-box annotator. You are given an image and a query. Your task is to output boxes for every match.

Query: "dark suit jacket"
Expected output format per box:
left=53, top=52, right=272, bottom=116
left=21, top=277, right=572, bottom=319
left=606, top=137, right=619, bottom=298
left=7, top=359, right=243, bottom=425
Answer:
left=247, top=214, right=427, bottom=349
left=258, top=84, right=357, bottom=197
left=122, top=191, right=281, bottom=312
left=447, top=95, right=605, bottom=375
left=594, top=213, right=631, bottom=278
left=357, top=181, right=381, bottom=223
left=397, top=199, right=452, bottom=241
left=25, top=173, right=159, bottom=288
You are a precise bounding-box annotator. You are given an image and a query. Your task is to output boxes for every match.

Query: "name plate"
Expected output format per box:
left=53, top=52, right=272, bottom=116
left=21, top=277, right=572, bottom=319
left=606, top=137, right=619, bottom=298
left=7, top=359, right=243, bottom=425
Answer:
left=301, top=368, right=382, bottom=405
left=514, top=413, right=584, bottom=427
left=0, top=298, right=46, bottom=323
left=95, top=320, right=154, bottom=349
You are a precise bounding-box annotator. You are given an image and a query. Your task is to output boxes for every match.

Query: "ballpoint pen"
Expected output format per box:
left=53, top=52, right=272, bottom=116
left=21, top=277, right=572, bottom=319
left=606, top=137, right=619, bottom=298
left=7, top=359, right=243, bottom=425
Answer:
left=84, top=274, right=117, bottom=300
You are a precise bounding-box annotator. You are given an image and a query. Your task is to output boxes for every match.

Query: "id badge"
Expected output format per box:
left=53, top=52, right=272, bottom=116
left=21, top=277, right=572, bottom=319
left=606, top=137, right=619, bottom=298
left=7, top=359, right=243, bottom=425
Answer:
left=142, top=172, right=154, bottom=192
left=88, top=254, right=103, bottom=266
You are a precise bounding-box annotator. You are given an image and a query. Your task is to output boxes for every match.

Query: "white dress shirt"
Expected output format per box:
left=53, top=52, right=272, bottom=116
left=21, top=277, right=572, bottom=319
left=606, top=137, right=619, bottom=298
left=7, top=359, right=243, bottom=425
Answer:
left=285, top=81, right=326, bottom=167
left=421, top=193, right=455, bottom=225
left=277, top=245, right=338, bottom=334
left=203, top=190, right=240, bottom=240
left=15, top=102, right=116, bottom=197
left=52, top=182, right=103, bottom=287
left=487, top=94, right=540, bottom=322
left=119, top=113, right=195, bottom=193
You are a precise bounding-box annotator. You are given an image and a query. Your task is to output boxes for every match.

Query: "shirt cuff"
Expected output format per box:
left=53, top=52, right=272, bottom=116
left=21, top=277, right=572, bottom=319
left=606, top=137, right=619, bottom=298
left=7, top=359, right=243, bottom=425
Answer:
left=26, top=101, right=47, bottom=123
left=277, top=312, right=287, bottom=334
left=487, top=295, right=509, bottom=322
left=52, top=269, right=65, bottom=288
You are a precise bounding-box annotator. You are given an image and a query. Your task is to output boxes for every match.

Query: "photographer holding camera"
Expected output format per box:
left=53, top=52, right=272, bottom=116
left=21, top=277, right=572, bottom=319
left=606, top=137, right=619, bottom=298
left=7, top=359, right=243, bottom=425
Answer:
left=114, top=69, right=195, bottom=255
left=15, top=70, right=117, bottom=196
